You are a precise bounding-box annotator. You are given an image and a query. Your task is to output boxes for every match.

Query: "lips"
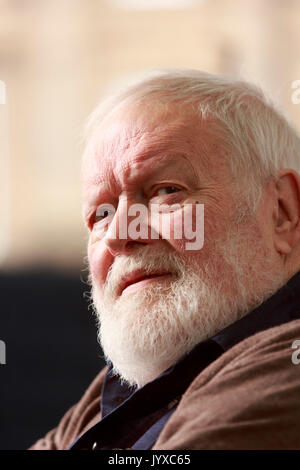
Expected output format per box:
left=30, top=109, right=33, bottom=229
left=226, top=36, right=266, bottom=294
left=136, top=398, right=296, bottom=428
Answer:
left=118, top=269, right=172, bottom=296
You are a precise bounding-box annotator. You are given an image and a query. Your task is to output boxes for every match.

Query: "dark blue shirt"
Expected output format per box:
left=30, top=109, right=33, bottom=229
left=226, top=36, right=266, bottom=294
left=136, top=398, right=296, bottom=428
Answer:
left=70, top=271, right=300, bottom=450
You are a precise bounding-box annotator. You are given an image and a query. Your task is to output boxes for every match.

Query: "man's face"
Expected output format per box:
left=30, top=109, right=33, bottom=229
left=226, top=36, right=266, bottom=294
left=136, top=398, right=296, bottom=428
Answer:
left=82, top=100, right=283, bottom=387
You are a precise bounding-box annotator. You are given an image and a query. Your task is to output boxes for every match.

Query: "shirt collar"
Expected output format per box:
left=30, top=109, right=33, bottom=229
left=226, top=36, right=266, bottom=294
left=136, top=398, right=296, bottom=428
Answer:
left=213, top=270, right=300, bottom=351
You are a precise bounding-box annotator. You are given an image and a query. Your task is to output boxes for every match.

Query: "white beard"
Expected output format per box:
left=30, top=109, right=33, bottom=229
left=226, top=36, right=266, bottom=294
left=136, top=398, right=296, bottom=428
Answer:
left=90, top=218, right=284, bottom=388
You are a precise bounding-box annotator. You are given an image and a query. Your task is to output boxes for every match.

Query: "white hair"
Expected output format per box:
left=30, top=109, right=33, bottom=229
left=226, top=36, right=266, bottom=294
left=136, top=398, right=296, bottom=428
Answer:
left=84, top=69, right=300, bottom=211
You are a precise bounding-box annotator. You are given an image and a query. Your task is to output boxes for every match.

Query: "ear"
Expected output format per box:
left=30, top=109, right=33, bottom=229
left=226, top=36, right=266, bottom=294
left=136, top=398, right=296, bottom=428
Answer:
left=273, top=169, right=300, bottom=255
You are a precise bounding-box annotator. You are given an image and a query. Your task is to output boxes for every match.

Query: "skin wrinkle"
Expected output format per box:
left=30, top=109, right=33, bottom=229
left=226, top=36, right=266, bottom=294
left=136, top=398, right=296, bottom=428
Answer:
left=85, top=104, right=237, bottom=303
left=83, top=99, right=290, bottom=387
left=83, top=111, right=229, bottom=229
left=85, top=105, right=238, bottom=288
left=87, top=136, right=199, bottom=188
left=84, top=100, right=215, bottom=182
left=85, top=157, right=201, bottom=229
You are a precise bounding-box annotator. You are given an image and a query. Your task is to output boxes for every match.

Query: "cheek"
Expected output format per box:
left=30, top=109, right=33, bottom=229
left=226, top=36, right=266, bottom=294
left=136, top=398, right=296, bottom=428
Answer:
left=165, top=204, right=205, bottom=253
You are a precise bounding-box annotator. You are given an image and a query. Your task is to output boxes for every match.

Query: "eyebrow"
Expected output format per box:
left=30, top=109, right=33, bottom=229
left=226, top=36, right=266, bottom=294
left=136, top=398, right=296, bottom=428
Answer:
left=83, top=152, right=200, bottom=222
left=90, top=152, right=199, bottom=188
left=141, top=153, right=199, bottom=186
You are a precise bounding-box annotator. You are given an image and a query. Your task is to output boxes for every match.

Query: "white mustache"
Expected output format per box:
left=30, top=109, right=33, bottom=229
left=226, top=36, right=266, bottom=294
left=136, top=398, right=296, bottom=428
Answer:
left=104, top=250, right=185, bottom=295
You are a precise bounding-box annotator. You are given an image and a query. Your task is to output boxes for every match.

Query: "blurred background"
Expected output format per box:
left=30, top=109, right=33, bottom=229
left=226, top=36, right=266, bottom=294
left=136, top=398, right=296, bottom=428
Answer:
left=0, top=0, right=300, bottom=450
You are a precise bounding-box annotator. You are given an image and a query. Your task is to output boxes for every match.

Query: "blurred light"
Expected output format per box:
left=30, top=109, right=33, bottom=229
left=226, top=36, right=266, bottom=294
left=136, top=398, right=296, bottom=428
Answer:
left=108, top=0, right=204, bottom=10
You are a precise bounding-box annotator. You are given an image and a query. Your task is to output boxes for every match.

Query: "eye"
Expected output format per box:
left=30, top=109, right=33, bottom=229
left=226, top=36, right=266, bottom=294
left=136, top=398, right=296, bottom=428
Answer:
left=93, top=204, right=115, bottom=226
left=153, top=186, right=181, bottom=196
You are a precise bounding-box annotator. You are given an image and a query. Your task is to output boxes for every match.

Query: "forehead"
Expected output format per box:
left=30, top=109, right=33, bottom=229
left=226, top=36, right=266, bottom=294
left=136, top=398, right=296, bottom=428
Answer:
left=82, top=100, right=219, bottom=195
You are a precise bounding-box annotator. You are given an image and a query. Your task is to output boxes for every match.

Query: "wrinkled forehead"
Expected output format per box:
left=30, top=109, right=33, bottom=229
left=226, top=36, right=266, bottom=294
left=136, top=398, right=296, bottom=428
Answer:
left=82, top=100, right=219, bottom=185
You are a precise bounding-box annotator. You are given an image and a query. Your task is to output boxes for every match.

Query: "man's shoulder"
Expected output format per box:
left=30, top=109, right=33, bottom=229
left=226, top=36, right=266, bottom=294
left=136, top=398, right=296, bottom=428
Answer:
left=30, top=320, right=300, bottom=450
left=29, top=365, right=108, bottom=450
left=210, top=317, right=300, bottom=378
left=154, top=319, right=300, bottom=450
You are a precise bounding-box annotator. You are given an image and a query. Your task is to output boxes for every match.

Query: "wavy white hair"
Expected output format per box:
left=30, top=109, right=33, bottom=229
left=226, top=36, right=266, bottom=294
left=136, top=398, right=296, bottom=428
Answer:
left=83, top=69, right=300, bottom=211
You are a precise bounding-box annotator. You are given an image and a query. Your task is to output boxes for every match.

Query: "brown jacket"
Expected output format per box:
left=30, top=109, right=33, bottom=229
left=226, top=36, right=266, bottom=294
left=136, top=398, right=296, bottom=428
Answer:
left=30, top=320, right=300, bottom=450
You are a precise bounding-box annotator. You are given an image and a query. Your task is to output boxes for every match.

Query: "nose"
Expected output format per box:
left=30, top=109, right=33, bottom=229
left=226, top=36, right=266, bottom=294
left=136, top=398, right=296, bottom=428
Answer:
left=104, top=198, right=157, bottom=257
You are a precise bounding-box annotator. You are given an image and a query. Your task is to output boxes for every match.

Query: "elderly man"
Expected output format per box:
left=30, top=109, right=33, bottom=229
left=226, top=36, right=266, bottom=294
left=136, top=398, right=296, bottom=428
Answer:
left=31, top=70, right=300, bottom=450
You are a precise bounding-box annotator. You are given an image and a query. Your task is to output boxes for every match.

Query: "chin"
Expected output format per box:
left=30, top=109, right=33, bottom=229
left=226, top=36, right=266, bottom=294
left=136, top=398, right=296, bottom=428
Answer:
left=90, top=222, right=285, bottom=388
